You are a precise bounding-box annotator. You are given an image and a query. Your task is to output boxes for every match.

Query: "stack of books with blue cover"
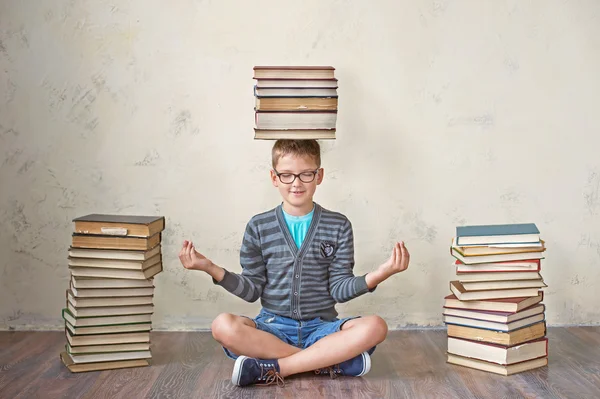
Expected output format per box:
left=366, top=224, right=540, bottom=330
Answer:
left=444, top=223, right=549, bottom=375
left=253, top=66, right=338, bottom=140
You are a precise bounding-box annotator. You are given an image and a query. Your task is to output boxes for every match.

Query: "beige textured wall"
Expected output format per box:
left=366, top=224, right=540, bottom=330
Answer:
left=1, top=1, right=599, bottom=330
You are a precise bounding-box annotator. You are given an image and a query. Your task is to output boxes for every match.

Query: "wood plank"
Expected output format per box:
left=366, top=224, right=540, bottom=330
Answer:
left=78, top=332, right=183, bottom=399
left=0, top=328, right=599, bottom=398
left=143, top=331, right=215, bottom=398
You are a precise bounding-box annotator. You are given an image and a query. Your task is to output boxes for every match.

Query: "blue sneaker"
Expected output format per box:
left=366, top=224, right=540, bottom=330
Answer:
left=314, top=351, right=371, bottom=378
left=232, top=356, right=285, bottom=387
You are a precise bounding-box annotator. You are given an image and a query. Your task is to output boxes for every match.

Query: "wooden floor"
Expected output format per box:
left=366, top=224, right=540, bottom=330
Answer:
left=1, top=327, right=599, bottom=398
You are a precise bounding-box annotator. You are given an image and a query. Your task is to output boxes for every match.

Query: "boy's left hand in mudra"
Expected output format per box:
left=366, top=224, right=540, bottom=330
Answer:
left=380, top=241, right=410, bottom=275
left=365, top=241, right=410, bottom=289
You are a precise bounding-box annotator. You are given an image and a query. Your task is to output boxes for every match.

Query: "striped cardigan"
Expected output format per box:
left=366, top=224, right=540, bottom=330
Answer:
left=214, top=203, right=375, bottom=321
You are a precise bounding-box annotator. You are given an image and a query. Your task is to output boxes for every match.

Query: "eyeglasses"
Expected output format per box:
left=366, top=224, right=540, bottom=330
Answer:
left=274, top=169, right=320, bottom=184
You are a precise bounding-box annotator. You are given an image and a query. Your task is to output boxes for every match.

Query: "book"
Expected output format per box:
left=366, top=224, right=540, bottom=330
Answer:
left=457, top=271, right=542, bottom=282
left=71, top=276, right=154, bottom=289
left=447, top=353, right=548, bottom=375
left=67, top=350, right=152, bottom=364
left=72, top=233, right=161, bottom=250
left=254, top=128, right=336, bottom=140
left=65, top=321, right=152, bottom=336
left=447, top=322, right=546, bottom=346
left=450, top=247, right=544, bottom=265
left=68, top=245, right=161, bottom=261
left=255, top=79, right=338, bottom=88
left=449, top=281, right=541, bottom=301
left=253, top=66, right=335, bottom=80
left=68, top=253, right=162, bottom=270
left=459, top=279, right=547, bottom=291
left=451, top=238, right=545, bottom=256
left=456, top=223, right=540, bottom=246
left=443, top=313, right=545, bottom=332
left=455, top=259, right=541, bottom=273
left=67, top=342, right=150, bottom=354
left=66, top=329, right=150, bottom=346
left=459, top=279, right=547, bottom=292
left=442, top=304, right=545, bottom=324
left=67, top=290, right=153, bottom=308
left=255, top=87, right=338, bottom=97
left=447, top=337, right=548, bottom=365
left=443, top=293, right=544, bottom=313
left=255, top=111, right=337, bottom=129
left=70, top=284, right=154, bottom=298
left=73, top=214, right=165, bottom=238
left=67, top=302, right=153, bottom=318
left=62, top=308, right=152, bottom=327
left=255, top=96, right=338, bottom=111
left=60, top=351, right=149, bottom=373
left=69, top=262, right=162, bottom=280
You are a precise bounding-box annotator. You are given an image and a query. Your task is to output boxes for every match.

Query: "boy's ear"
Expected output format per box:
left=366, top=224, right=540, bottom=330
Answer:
left=270, top=169, right=279, bottom=187
left=316, top=168, right=324, bottom=185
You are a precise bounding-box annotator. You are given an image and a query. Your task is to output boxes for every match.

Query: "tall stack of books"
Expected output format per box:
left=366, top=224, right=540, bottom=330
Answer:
left=253, top=66, right=338, bottom=140
left=444, top=223, right=549, bottom=375
left=60, top=214, right=165, bottom=373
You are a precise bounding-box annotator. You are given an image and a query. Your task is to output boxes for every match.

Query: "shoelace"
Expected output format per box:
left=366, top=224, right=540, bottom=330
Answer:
left=314, top=365, right=342, bottom=379
left=257, top=366, right=285, bottom=387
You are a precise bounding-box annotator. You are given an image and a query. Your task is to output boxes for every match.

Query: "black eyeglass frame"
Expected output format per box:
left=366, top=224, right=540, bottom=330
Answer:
left=273, top=169, right=321, bottom=184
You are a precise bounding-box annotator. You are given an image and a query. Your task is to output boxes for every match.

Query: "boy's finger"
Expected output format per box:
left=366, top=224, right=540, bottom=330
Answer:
left=181, top=243, right=189, bottom=258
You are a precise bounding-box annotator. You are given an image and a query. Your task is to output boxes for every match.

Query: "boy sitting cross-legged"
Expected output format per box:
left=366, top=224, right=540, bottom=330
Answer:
left=179, top=139, right=410, bottom=387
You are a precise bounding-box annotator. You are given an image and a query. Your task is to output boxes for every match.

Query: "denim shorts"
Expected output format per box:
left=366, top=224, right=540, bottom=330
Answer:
left=222, top=308, right=376, bottom=360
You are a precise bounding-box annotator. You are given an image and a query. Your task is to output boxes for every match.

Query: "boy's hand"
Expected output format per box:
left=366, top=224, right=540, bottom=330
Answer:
left=179, top=240, right=213, bottom=271
left=380, top=241, right=410, bottom=276
left=366, top=241, right=410, bottom=289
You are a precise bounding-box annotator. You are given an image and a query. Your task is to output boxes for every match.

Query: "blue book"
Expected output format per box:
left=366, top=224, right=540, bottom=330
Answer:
left=456, top=223, right=540, bottom=246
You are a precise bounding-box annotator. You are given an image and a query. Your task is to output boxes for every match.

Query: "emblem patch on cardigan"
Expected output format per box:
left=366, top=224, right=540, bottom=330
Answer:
left=320, top=241, right=336, bottom=258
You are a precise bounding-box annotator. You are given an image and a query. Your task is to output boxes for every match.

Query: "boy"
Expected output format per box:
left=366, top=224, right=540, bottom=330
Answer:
left=179, top=139, right=410, bottom=387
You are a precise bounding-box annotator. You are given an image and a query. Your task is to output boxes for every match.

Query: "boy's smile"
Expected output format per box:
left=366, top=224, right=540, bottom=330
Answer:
left=271, top=154, right=323, bottom=216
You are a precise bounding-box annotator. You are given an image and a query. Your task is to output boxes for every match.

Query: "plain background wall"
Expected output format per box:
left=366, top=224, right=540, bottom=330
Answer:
left=1, top=0, right=599, bottom=330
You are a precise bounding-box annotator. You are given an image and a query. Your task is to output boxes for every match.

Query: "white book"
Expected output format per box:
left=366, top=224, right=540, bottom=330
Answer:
left=447, top=337, right=547, bottom=365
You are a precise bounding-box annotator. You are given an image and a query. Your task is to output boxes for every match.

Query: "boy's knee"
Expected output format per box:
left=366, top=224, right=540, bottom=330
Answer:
left=211, top=313, right=238, bottom=344
left=367, top=315, right=388, bottom=343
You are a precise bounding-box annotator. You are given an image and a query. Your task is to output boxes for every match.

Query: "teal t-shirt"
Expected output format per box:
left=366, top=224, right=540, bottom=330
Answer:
left=282, top=206, right=315, bottom=249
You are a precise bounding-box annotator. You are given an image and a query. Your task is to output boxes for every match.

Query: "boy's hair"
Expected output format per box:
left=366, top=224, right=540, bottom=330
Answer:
left=271, top=140, right=321, bottom=169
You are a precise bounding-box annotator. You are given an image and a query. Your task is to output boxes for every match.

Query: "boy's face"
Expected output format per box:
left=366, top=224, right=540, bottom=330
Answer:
left=270, top=154, right=323, bottom=213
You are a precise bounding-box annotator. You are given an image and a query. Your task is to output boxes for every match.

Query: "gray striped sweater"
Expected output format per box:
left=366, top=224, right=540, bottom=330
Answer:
left=214, top=203, right=375, bottom=321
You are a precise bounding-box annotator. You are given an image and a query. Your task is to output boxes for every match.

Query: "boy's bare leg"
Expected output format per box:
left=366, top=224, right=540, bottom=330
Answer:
left=211, top=313, right=301, bottom=359
left=277, top=315, right=388, bottom=377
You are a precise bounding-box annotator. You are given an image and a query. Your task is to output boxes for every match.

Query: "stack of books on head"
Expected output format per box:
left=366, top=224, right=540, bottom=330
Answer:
left=60, top=214, right=165, bottom=373
left=444, top=223, right=549, bottom=375
left=253, top=66, right=338, bottom=140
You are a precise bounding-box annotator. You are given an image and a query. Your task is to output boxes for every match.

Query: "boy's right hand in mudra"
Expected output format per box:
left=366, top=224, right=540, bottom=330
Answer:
left=179, top=240, right=213, bottom=271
